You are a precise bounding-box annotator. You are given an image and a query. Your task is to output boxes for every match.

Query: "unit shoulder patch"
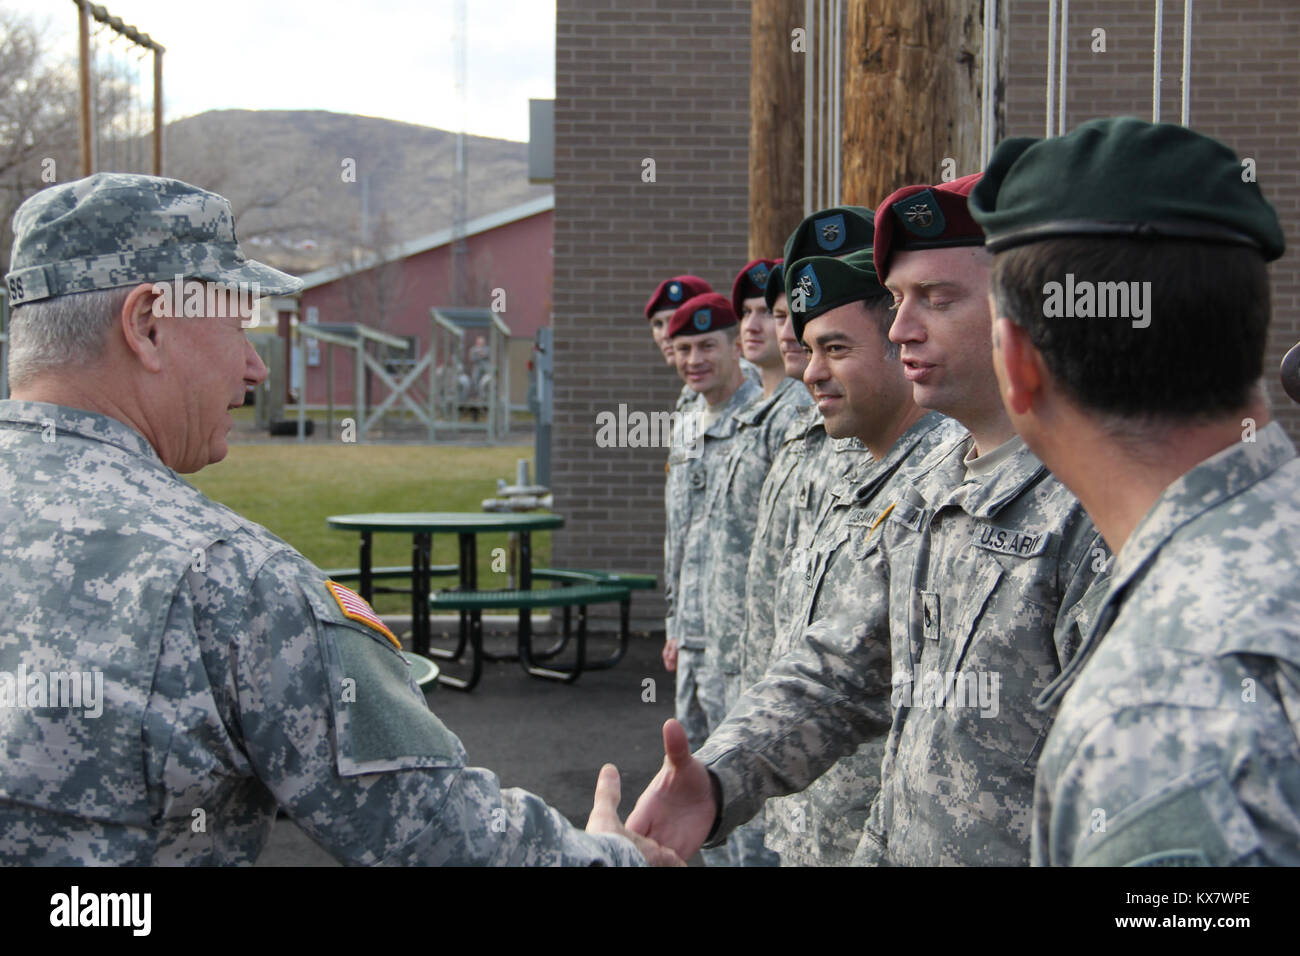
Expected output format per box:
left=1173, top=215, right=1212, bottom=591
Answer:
left=326, top=580, right=402, bottom=649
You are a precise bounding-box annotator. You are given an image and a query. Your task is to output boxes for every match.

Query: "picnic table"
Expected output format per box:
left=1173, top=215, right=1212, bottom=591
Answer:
left=325, top=512, right=642, bottom=690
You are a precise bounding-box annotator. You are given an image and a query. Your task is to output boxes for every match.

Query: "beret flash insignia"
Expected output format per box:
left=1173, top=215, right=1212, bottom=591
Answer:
left=814, top=212, right=847, bottom=252
left=790, top=263, right=822, bottom=310
left=893, top=189, right=946, bottom=239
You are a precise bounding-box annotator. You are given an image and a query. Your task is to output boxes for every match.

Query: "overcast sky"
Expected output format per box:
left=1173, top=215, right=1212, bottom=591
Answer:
left=8, top=0, right=555, bottom=142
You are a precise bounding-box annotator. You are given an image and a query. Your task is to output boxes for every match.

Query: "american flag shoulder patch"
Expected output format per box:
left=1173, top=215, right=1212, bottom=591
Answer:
left=325, top=581, right=402, bottom=650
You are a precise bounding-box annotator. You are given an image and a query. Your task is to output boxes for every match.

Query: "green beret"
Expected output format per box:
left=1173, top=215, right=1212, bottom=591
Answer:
left=969, top=117, right=1285, bottom=261
left=783, top=205, right=875, bottom=264
left=785, top=247, right=886, bottom=342
left=763, top=261, right=784, bottom=311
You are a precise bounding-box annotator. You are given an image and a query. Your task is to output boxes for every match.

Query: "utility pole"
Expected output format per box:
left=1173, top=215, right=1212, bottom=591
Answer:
left=450, top=0, right=469, bottom=305
left=748, top=0, right=806, bottom=259
left=841, top=0, right=1001, bottom=206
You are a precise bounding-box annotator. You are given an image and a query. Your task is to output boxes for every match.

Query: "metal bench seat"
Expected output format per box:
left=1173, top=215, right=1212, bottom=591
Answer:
left=429, top=582, right=630, bottom=686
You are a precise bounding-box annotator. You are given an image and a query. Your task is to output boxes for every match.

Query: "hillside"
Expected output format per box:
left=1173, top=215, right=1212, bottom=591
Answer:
left=164, top=109, right=551, bottom=273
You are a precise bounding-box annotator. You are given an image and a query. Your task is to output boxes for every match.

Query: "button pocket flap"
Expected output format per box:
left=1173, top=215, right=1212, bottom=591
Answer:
left=890, top=501, right=925, bottom=532
left=848, top=518, right=885, bottom=560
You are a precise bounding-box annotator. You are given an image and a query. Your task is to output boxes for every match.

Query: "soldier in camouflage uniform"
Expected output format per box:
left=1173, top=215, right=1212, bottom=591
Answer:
left=660, top=294, right=757, bottom=740
left=714, top=258, right=811, bottom=715
left=627, top=174, right=1109, bottom=868
left=731, top=212, right=881, bottom=868
left=0, top=174, right=677, bottom=866
left=740, top=264, right=818, bottom=691
left=660, top=291, right=758, bottom=866
left=643, top=275, right=713, bottom=416
left=745, top=207, right=881, bottom=692
left=649, top=275, right=711, bottom=684
left=970, top=118, right=1300, bottom=865
left=643, top=276, right=762, bottom=417
left=763, top=249, right=962, bottom=866
left=696, top=260, right=810, bottom=867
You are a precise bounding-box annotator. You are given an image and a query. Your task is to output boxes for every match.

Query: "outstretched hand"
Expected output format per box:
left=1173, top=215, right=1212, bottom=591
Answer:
left=662, top=637, right=678, bottom=672
left=586, top=763, right=685, bottom=866
left=624, top=719, right=719, bottom=861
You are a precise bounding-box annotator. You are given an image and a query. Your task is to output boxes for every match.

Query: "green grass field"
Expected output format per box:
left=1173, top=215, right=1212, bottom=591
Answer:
left=188, top=442, right=547, bottom=614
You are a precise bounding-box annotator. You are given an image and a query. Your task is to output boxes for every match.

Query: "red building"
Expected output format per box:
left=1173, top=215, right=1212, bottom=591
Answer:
left=294, top=195, right=553, bottom=407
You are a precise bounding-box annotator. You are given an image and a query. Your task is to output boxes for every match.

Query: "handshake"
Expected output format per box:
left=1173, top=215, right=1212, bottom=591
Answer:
left=584, top=719, right=718, bottom=867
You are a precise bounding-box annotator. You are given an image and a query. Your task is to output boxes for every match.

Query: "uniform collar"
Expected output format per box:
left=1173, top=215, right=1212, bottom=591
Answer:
left=1036, top=422, right=1296, bottom=711
left=829, top=411, right=951, bottom=503
left=735, top=374, right=806, bottom=425
left=939, top=432, right=1048, bottom=519
left=0, top=399, right=164, bottom=467
left=794, top=404, right=824, bottom=439
left=869, top=412, right=951, bottom=483
left=1112, top=422, right=1295, bottom=585
left=702, top=378, right=761, bottom=438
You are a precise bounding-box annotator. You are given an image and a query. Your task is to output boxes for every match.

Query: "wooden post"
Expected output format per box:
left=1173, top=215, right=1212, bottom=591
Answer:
left=153, top=47, right=164, bottom=175
left=748, top=0, right=806, bottom=259
left=326, top=344, right=335, bottom=436
left=841, top=0, right=1002, bottom=207
left=78, top=1, right=94, bottom=176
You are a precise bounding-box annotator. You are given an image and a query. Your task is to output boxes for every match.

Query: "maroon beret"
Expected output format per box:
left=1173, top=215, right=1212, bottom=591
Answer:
left=666, top=292, right=738, bottom=338
left=873, top=172, right=985, bottom=280
left=730, top=258, right=779, bottom=319
left=644, top=274, right=712, bottom=320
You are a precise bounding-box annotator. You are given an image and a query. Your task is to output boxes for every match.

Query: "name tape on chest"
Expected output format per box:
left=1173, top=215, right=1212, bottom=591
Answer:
left=971, top=524, right=1050, bottom=558
left=326, top=581, right=402, bottom=649
left=844, top=506, right=885, bottom=530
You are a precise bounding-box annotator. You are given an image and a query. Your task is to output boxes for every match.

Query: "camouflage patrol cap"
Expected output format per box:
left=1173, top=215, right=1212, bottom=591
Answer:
left=969, top=117, right=1285, bottom=261
left=5, top=172, right=303, bottom=307
left=763, top=260, right=785, bottom=311
left=783, top=205, right=876, bottom=264
left=785, top=247, right=887, bottom=342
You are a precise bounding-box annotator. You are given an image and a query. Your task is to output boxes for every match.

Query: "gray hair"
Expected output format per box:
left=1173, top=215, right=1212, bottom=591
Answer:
left=6, top=286, right=133, bottom=388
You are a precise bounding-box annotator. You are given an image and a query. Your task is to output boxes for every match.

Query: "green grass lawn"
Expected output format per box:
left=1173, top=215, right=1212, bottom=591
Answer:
left=188, top=442, right=548, bottom=614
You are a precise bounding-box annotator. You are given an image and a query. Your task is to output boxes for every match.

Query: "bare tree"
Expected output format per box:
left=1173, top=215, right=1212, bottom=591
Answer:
left=0, top=9, right=80, bottom=258
left=340, top=210, right=409, bottom=333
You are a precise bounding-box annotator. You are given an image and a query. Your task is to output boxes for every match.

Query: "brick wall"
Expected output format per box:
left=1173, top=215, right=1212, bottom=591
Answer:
left=1004, top=0, right=1300, bottom=443
left=552, top=0, right=1300, bottom=624
left=552, top=0, right=751, bottom=620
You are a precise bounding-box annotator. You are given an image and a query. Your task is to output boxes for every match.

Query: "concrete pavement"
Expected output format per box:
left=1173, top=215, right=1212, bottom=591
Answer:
left=255, top=627, right=686, bottom=866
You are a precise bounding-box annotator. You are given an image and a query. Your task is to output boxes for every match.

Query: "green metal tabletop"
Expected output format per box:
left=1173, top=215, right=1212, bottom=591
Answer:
left=326, top=512, right=564, bottom=534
